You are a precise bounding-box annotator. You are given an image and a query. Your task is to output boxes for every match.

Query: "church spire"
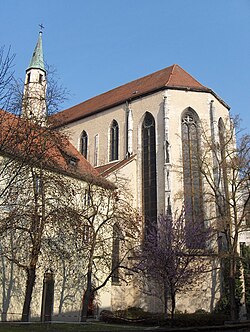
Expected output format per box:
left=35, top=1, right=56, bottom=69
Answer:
left=22, top=28, right=47, bottom=125
left=27, top=30, right=45, bottom=72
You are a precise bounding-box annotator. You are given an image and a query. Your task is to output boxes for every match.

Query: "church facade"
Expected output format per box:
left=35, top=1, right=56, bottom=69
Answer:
left=54, top=64, right=231, bottom=313
left=55, top=64, right=230, bottom=220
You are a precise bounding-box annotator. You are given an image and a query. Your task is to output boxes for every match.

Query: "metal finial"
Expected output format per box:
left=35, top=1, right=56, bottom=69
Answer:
left=39, top=24, right=45, bottom=33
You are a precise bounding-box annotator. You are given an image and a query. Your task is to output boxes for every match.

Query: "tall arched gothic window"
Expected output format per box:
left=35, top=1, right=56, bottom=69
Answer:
left=110, top=120, right=119, bottom=161
left=80, top=130, right=88, bottom=159
left=182, top=108, right=204, bottom=236
left=142, top=112, right=157, bottom=237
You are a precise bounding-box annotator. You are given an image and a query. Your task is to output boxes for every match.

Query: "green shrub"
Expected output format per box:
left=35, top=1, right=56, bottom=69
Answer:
left=170, top=313, right=229, bottom=327
left=101, top=307, right=229, bottom=327
left=241, top=244, right=250, bottom=319
left=194, top=309, right=208, bottom=314
left=115, top=306, right=149, bottom=319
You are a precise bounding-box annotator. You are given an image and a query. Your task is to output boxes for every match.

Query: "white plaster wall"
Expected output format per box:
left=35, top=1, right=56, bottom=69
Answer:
left=63, top=88, right=229, bottom=218
left=60, top=88, right=231, bottom=314
left=65, top=105, right=127, bottom=166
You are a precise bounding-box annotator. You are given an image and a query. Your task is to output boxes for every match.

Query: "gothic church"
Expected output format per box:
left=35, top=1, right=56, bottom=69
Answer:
left=3, top=30, right=236, bottom=318
left=52, top=37, right=231, bottom=313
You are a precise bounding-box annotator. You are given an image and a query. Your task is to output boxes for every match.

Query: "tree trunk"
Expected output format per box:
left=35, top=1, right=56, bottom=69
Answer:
left=229, top=256, right=238, bottom=321
left=1, top=243, right=15, bottom=322
left=163, top=282, right=168, bottom=320
left=21, top=267, right=36, bottom=322
left=80, top=271, right=92, bottom=322
left=170, top=291, right=176, bottom=327
left=58, top=261, right=66, bottom=314
left=81, top=236, right=96, bottom=322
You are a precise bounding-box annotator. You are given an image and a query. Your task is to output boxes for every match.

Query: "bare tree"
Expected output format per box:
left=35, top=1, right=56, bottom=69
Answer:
left=67, top=177, right=141, bottom=322
left=42, top=213, right=88, bottom=316
left=0, top=46, right=15, bottom=110
left=0, top=128, right=77, bottom=321
left=45, top=65, right=69, bottom=117
left=0, top=45, right=76, bottom=321
left=199, top=116, right=250, bottom=320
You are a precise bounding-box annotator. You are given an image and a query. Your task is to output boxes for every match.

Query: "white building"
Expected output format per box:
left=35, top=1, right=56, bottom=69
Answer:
left=1, top=30, right=249, bottom=321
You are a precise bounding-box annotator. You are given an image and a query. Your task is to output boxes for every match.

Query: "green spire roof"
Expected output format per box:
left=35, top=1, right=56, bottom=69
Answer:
left=27, top=31, right=45, bottom=72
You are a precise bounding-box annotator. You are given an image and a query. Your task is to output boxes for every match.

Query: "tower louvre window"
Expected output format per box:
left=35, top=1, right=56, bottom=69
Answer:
left=39, top=74, right=43, bottom=84
left=27, top=73, right=31, bottom=84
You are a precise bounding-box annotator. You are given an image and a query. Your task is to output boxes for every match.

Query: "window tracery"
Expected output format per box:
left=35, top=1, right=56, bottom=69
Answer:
left=181, top=108, right=204, bottom=244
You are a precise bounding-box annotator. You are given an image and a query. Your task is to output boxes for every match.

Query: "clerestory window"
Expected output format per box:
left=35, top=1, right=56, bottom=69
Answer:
left=110, top=120, right=119, bottom=161
left=80, top=130, right=88, bottom=159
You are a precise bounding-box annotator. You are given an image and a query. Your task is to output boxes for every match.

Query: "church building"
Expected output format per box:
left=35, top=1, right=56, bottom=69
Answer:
left=54, top=63, right=230, bottom=237
left=2, top=29, right=248, bottom=321
left=53, top=50, right=232, bottom=313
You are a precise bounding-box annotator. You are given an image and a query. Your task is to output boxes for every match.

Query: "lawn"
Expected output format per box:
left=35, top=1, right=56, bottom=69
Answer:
left=0, top=322, right=147, bottom=332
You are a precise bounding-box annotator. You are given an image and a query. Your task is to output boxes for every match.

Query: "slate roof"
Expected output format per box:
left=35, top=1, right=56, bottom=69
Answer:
left=52, top=64, right=229, bottom=127
left=0, top=109, right=112, bottom=188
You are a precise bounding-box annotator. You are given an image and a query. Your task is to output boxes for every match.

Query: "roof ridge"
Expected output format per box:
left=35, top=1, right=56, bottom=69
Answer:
left=52, top=64, right=229, bottom=126
left=165, top=64, right=176, bottom=86
left=173, top=64, right=205, bottom=88
left=64, top=65, right=175, bottom=111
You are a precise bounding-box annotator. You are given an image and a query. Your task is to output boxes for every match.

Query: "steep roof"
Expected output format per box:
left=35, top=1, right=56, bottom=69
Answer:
left=0, top=109, right=112, bottom=188
left=52, top=64, right=228, bottom=127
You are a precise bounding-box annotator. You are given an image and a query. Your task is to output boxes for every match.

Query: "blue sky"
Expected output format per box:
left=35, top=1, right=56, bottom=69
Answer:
left=1, top=0, right=250, bottom=131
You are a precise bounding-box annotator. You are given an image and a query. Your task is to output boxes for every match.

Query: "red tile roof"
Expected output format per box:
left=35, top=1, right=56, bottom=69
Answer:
left=0, top=109, right=112, bottom=188
left=52, top=64, right=228, bottom=127
left=95, top=155, right=136, bottom=177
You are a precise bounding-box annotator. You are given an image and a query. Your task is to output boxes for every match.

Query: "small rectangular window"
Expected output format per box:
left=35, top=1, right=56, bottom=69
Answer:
left=39, top=74, right=43, bottom=84
left=34, top=174, right=42, bottom=194
left=83, top=189, right=91, bottom=206
left=83, top=224, right=92, bottom=243
left=69, top=158, right=77, bottom=166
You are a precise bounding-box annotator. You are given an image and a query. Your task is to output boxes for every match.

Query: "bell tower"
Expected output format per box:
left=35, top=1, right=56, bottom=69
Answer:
left=22, top=27, right=47, bottom=125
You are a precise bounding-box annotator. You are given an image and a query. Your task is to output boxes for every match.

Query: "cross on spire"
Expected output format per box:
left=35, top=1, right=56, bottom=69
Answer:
left=39, top=24, right=45, bottom=33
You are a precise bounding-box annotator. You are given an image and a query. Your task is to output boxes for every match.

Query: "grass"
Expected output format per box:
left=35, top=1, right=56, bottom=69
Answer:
left=0, top=322, right=148, bottom=332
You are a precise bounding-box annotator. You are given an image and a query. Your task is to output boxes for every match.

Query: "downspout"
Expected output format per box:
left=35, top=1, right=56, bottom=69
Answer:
left=126, top=102, right=133, bottom=157
left=163, top=93, right=171, bottom=215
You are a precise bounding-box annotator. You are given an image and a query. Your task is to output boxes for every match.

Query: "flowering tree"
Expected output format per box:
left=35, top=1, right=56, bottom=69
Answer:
left=138, top=210, right=211, bottom=324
